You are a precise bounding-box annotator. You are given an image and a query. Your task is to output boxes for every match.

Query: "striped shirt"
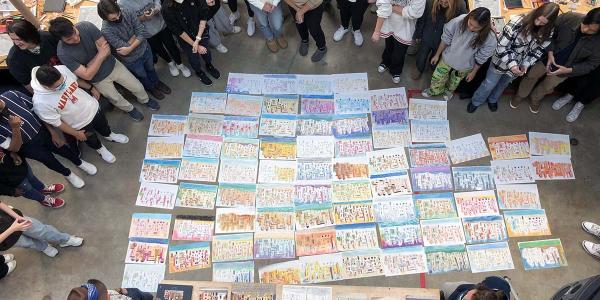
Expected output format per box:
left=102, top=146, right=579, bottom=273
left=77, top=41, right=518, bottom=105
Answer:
left=0, top=91, right=42, bottom=149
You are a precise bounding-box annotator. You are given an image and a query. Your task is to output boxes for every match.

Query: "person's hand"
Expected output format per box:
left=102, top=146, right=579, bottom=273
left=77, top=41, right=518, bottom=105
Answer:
left=430, top=55, right=439, bottom=66
left=115, top=288, right=128, bottom=295
left=14, top=215, right=27, bottom=223
left=116, top=46, right=132, bottom=56
left=73, top=130, right=87, bottom=142
left=371, top=31, right=380, bottom=43
left=90, top=86, right=101, bottom=100
left=13, top=188, right=24, bottom=197
left=97, top=40, right=111, bottom=58
left=9, top=152, right=22, bottom=166
left=8, top=115, right=21, bottom=129
left=295, top=11, right=304, bottom=23
left=49, top=129, right=66, bottom=147
left=519, top=66, right=528, bottom=75
left=262, top=2, right=273, bottom=12
left=465, top=70, right=477, bottom=82
left=546, top=55, right=556, bottom=73
left=548, top=64, right=572, bottom=76
left=9, top=218, right=32, bottom=232
left=197, top=45, right=208, bottom=55
left=510, top=65, right=523, bottom=76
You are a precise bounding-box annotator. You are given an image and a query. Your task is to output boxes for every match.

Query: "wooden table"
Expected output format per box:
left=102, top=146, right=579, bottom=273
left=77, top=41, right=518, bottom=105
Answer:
left=470, top=0, right=597, bottom=21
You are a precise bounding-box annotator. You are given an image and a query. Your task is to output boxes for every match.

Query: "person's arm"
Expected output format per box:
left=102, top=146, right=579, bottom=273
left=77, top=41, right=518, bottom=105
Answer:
left=372, top=17, right=385, bottom=42
left=283, top=0, right=300, bottom=10
left=70, top=36, right=112, bottom=81
left=0, top=202, right=21, bottom=220
left=191, top=19, right=208, bottom=54
left=469, top=35, right=496, bottom=81
left=0, top=203, right=31, bottom=245
left=432, top=16, right=458, bottom=64
left=521, top=37, right=551, bottom=72
left=431, top=42, right=447, bottom=65
left=495, top=16, right=522, bottom=74
left=5, top=116, right=23, bottom=152
left=57, top=122, right=88, bottom=142
left=400, top=0, right=425, bottom=19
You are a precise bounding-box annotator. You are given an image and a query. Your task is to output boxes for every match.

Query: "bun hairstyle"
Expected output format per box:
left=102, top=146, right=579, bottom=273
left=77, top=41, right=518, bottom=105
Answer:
left=520, top=2, right=560, bottom=42
left=471, top=283, right=507, bottom=300
left=461, top=7, right=492, bottom=49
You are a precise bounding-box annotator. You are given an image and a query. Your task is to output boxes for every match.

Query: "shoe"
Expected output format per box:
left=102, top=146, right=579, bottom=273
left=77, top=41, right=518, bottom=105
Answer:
left=77, top=160, right=97, bottom=175
left=510, top=96, right=523, bottom=109
left=421, top=88, right=433, bottom=98
left=411, top=70, right=422, bottom=80
left=311, top=47, right=327, bottom=62
left=42, top=245, right=59, bottom=257
left=215, top=44, right=228, bottom=54
left=40, top=183, right=65, bottom=195
left=146, top=99, right=160, bottom=111
left=6, top=261, right=16, bottom=275
left=582, top=221, right=600, bottom=238
left=197, top=72, right=213, bottom=86
left=266, top=40, right=278, bottom=53
left=553, top=94, right=574, bottom=110
left=105, top=132, right=129, bottom=144
left=582, top=241, right=600, bottom=260
left=353, top=30, right=363, bottom=46
left=59, top=235, right=84, bottom=248
left=167, top=61, right=179, bottom=77
left=96, top=146, right=116, bottom=163
left=65, top=173, right=84, bottom=189
left=377, top=64, right=388, bottom=73
left=443, top=91, right=453, bottom=101
left=3, top=254, right=14, bottom=262
left=333, top=26, right=349, bottom=42
left=206, top=65, right=221, bottom=79
left=392, top=76, right=401, bottom=84
left=529, top=103, right=540, bottom=114
left=232, top=26, right=242, bottom=34
left=127, top=108, right=144, bottom=121
left=148, top=88, right=164, bottom=100
left=467, top=102, right=478, bottom=113
left=229, top=11, right=240, bottom=25
left=488, top=102, right=498, bottom=112
left=459, top=92, right=470, bottom=100
left=155, top=81, right=171, bottom=94
left=276, top=35, right=288, bottom=49
left=247, top=19, right=255, bottom=36
left=566, top=102, right=584, bottom=123
left=41, top=196, right=65, bottom=208
left=299, top=41, right=309, bottom=56
left=177, top=64, right=192, bottom=78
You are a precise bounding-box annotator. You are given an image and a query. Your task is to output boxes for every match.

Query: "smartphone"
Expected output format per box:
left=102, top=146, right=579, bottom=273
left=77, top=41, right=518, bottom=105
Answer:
left=549, top=64, right=559, bottom=72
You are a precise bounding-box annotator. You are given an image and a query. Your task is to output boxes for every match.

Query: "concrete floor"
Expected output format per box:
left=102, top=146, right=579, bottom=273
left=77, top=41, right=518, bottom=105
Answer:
left=1, top=4, right=600, bottom=300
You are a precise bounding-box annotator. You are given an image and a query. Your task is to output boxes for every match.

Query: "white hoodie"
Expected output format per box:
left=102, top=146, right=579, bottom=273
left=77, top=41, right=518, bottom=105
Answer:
left=30, top=65, right=99, bottom=130
left=376, top=0, right=426, bottom=45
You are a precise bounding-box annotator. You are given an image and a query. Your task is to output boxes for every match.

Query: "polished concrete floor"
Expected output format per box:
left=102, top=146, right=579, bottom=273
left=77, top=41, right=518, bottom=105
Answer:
left=1, top=4, right=600, bottom=300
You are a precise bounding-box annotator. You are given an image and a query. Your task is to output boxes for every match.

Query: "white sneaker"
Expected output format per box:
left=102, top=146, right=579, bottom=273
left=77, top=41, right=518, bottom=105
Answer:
left=42, top=245, right=59, bottom=257
left=6, top=261, right=16, bottom=275
left=59, top=235, right=84, bottom=248
left=65, top=172, right=85, bottom=189
left=105, top=132, right=129, bottom=144
left=96, top=146, right=116, bottom=163
left=392, top=76, right=401, bottom=84
left=177, top=64, right=192, bottom=78
left=77, top=160, right=97, bottom=175
left=582, top=241, right=600, bottom=260
left=232, top=25, right=242, bottom=34
left=566, top=102, right=584, bottom=123
left=377, top=64, right=387, bottom=73
left=443, top=91, right=454, bottom=101
left=582, top=221, right=600, bottom=238
left=421, top=88, right=433, bottom=98
left=353, top=30, right=363, bottom=47
left=3, top=254, right=14, bottom=262
left=229, top=11, right=240, bottom=25
left=215, top=44, right=228, bottom=53
left=247, top=19, right=255, bottom=36
left=333, top=26, right=349, bottom=42
left=552, top=94, right=574, bottom=110
left=167, top=61, right=179, bottom=77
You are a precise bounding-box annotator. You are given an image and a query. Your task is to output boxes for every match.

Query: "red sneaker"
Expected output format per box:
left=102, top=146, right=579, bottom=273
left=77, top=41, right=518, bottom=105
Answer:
left=40, top=183, right=65, bottom=195
left=40, top=196, right=65, bottom=208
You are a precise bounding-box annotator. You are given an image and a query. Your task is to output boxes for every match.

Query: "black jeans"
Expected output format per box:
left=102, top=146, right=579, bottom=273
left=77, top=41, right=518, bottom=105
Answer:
left=19, top=126, right=82, bottom=176
left=339, top=0, right=369, bottom=30
left=415, top=43, right=435, bottom=74
left=68, top=109, right=112, bottom=150
left=147, top=27, right=183, bottom=65
left=0, top=255, right=8, bottom=280
left=555, top=67, right=600, bottom=105
left=381, top=37, right=409, bottom=76
left=289, top=4, right=326, bottom=49
left=179, top=35, right=212, bottom=76
left=228, top=0, right=254, bottom=17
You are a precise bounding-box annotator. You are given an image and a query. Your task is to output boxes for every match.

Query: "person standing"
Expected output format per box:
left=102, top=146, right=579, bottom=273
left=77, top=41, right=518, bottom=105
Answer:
left=204, top=0, right=243, bottom=54
left=582, top=221, right=600, bottom=260
left=285, top=0, right=327, bottom=61
left=332, top=0, right=370, bottom=46
left=552, top=65, right=600, bottom=122
left=0, top=254, right=16, bottom=280
left=49, top=17, right=159, bottom=121
left=247, top=0, right=287, bottom=53
left=226, top=0, right=256, bottom=36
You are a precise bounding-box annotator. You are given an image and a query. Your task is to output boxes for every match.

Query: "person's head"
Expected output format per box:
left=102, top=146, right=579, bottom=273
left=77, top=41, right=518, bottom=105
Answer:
left=49, top=17, right=80, bottom=44
left=35, top=65, right=65, bottom=91
left=581, top=8, right=600, bottom=35
left=461, top=7, right=492, bottom=48
left=97, top=0, right=122, bottom=23
left=67, top=279, right=109, bottom=300
left=7, top=20, right=40, bottom=50
left=463, top=284, right=506, bottom=300
left=432, top=0, right=461, bottom=23
left=521, top=3, right=560, bottom=41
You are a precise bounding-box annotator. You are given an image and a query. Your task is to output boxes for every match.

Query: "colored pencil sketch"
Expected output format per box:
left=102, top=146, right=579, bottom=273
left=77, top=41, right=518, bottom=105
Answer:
left=371, top=108, right=409, bottom=127
left=341, top=249, right=384, bottom=279
left=297, top=74, right=334, bottom=95
left=488, top=134, right=530, bottom=160
left=529, top=132, right=571, bottom=157
left=370, top=171, right=412, bottom=198
left=145, top=136, right=184, bottom=159
left=282, top=285, right=333, bottom=300
left=260, top=137, right=297, bottom=160
left=462, top=215, right=508, bottom=244
left=222, top=116, right=260, bottom=139
left=212, top=233, right=254, bottom=262
left=410, top=166, right=453, bottom=192
left=446, top=133, right=490, bottom=164
left=259, top=260, right=302, bottom=284
left=408, top=98, right=447, bottom=120
left=369, top=87, right=408, bottom=111
left=168, top=242, right=211, bottom=273
left=378, top=221, right=423, bottom=248
left=295, top=204, right=335, bottom=230
left=420, top=218, right=466, bottom=246
left=128, top=213, right=171, bottom=240
left=382, top=246, right=429, bottom=276
left=300, top=253, right=345, bottom=283
left=332, top=114, right=371, bottom=139
left=122, top=264, right=165, bottom=293
left=372, top=125, right=411, bottom=149
left=178, top=157, right=219, bottom=182
left=335, top=137, right=373, bottom=158
left=452, top=166, right=495, bottom=192
left=332, top=180, right=372, bottom=203
left=139, top=159, right=180, bottom=184
left=296, top=115, right=333, bottom=136
left=259, top=114, right=298, bottom=137
left=334, top=91, right=372, bottom=114
left=226, top=73, right=264, bottom=95
left=176, top=182, right=217, bottom=209
left=531, top=156, right=575, bottom=180
left=255, top=207, right=296, bottom=232
left=367, top=147, right=409, bottom=175
left=300, top=95, right=335, bottom=115
left=186, top=114, right=223, bottom=136
left=263, top=74, right=298, bottom=95
left=189, top=92, right=227, bottom=114
left=256, top=184, right=295, bottom=208
left=215, top=207, right=256, bottom=234
left=466, top=242, right=515, bottom=273
left=408, top=143, right=451, bottom=168
left=221, top=138, right=260, bottom=159
left=226, top=94, right=263, bottom=117
left=294, top=184, right=332, bottom=206
left=454, top=190, right=500, bottom=218
left=518, top=239, right=568, bottom=270
left=333, top=201, right=376, bottom=225
left=182, top=135, right=222, bottom=158
left=295, top=226, right=337, bottom=256
left=335, top=223, right=379, bottom=251
left=496, top=184, right=541, bottom=210
left=216, top=183, right=256, bottom=207
left=332, top=157, right=369, bottom=181
left=414, top=193, right=457, bottom=220
left=262, top=94, right=299, bottom=114
left=425, top=245, right=470, bottom=274
left=136, top=182, right=178, bottom=209
left=296, top=136, right=335, bottom=158
left=218, top=159, right=258, bottom=184
left=254, top=231, right=296, bottom=259
left=491, top=159, right=536, bottom=184
left=212, top=261, right=255, bottom=283
left=373, top=195, right=416, bottom=223
left=504, top=209, right=551, bottom=237
left=410, top=119, right=451, bottom=143
left=296, top=159, right=333, bottom=182
left=125, top=238, right=167, bottom=265
left=171, top=216, right=213, bottom=241
left=331, top=73, right=369, bottom=93
left=148, top=114, right=187, bottom=137
left=258, top=159, right=297, bottom=183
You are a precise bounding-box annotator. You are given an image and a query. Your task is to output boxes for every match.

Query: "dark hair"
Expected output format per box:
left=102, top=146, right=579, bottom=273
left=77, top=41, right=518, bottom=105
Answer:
left=432, top=0, right=461, bottom=23
left=461, top=7, right=492, bottom=49
left=35, top=65, right=62, bottom=87
left=471, top=283, right=506, bottom=300
left=67, top=279, right=108, bottom=300
left=583, top=7, right=600, bottom=26
left=520, top=3, right=560, bottom=42
left=48, top=17, right=75, bottom=39
left=7, top=20, right=40, bottom=44
left=97, top=0, right=121, bottom=21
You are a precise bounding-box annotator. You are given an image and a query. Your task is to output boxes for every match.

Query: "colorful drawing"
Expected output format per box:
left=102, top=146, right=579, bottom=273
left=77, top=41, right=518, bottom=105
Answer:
left=504, top=209, right=551, bottom=237
left=408, top=98, right=447, bottom=120
left=149, top=114, right=187, bottom=137
left=212, top=233, right=254, bottom=262
left=212, top=261, right=255, bottom=283
left=226, top=94, right=263, bottom=117
left=369, top=87, right=408, bottom=111
left=334, top=91, right=371, bottom=114
left=140, top=159, right=180, bottom=184
left=420, top=218, right=466, bottom=246
left=226, top=73, right=264, bottom=95
left=332, top=114, right=370, bottom=138
left=254, top=231, right=296, bottom=259
left=198, top=288, right=229, bottom=300
left=333, top=201, right=376, bottom=225
left=529, top=132, right=571, bottom=157
left=300, top=253, right=345, bottom=283
left=300, top=95, right=335, bottom=115
left=282, top=285, right=333, bottom=300
left=297, top=160, right=333, bottom=182
left=414, top=193, right=457, bottom=220
left=222, top=116, right=260, bottom=139
left=296, top=136, right=335, bottom=158
left=259, top=260, right=302, bottom=284
left=294, top=184, right=332, bottom=206
left=370, top=171, right=412, bottom=198
left=171, top=216, right=214, bottom=241
left=183, top=135, right=222, bottom=158
left=257, top=184, right=295, bottom=208
left=466, top=242, right=515, bottom=273
left=125, top=238, right=168, bottom=264
left=156, top=284, right=193, bottom=300
left=378, top=221, right=423, bottom=248
left=186, top=114, right=224, bottom=136
left=221, top=138, right=260, bottom=159
left=262, top=94, right=299, bottom=114
left=335, top=293, right=368, bottom=300
left=259, top=114, right=297, bottom=137
left=462, top=215, right=508, bottom=244
left=341, top=249, right=384, bottom=279
left=215, top=207, right=256, bottom=234
left=297, top=115, right=333, bottom=136
left=263, top=74, right=298, bottom=95
left=260, top=137, right=296, bottom=160
left=218, top=159, right=259, bottom=184
left=145, top=136, right=184, bottom=159
left=373, top=195, right=416, bottom=222
left=295, top=226, right=337, bottom=256
left=335, top=223, right=379, bottom=251
left=410, top=166, right=453, bottom=192
left=382, top=246, right=428, bottom=276
left=496, top=184, right=541, bottom=210
left=518, top=239, right=568, bottom=270
left=168, top=242, right=211, bottom=273
left=189, top=92, right=227, bottom=114
left=488, top=134, right=530, bottom=160
left=372, top=108, right=409, bottom=127
left=332, top=180, right=372, bottom=203
left=297, top=74, right=334, bottom=95
left=122, top=264, right=165, bottom=293
left=176, top=182, right=217, bottom=209
left=531, top=156, right=575, bottom=180
left=410, top=119, right=451, bottom=143
left=454, top=190, right=500, bottom=218
left=335, top=137, right=373, bottom=158
left=408, top=143, right=451, bottom=168
left=372, top=124, right=412, bottom=149
left=452, top=166, right=495, bottom=192
left=178, top=157, right=219, bottom=182
left=425, top=245, right=470, bottom=274
left=231, top=283, right=276, bottom=300
left=491, top=159, right=536, bottom=184
left=216, top=183, right=256, bottom=208
left=295, top=203, right=335, bottom=230
left=331, top=73, right=369, bottom=93
left=367, top=147, right=409, bottom=176
left=332, top=157, right=369, bottom=181
left=255, top=207, right=296, bottom=232
left=446, top=133, right=490, bottom=164
left=136, top=182, right=178, bottom=209
left=258, top=159, right=297, bottom=183
left=129, top=213, right=171, bottom=240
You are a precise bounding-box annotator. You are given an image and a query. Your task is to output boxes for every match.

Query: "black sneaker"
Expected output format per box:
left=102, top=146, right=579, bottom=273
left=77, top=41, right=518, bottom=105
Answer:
left=206, top=65, right=221, bottom=79
left=197, top=72, right=213, bottom=86
left=148, top=88, right=165, bottom=100
left=155, top=81, right=171, bottom=94
left=299, top=41, right=309, bottom=56
left=311, top=47, right=327, bottom=62
left=488, top=102, right=498, bottom=112
left=467, top=102, right=478, bottom=113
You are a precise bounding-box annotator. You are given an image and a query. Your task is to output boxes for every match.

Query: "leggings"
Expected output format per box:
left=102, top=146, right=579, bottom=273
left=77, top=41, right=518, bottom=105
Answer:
left=227, top=0, right=254, bottom=17
left=147, top=27, right=183, bottom=65
left=338, top=0, right=369, bottom=30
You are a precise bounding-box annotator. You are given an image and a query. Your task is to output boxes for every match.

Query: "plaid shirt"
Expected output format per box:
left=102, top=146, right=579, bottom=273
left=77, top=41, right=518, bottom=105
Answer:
left=492, top=15, right=553, bottom=76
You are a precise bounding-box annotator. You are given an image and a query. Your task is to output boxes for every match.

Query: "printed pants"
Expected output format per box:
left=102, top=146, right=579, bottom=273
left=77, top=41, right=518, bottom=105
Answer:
left=428, top=58, right=470, bottom=96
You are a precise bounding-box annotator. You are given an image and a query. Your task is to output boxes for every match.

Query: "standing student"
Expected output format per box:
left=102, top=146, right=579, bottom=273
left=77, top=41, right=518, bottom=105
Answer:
left=372, top=0, right=426, bottom=84
left=552, top=65, right=600, bottom=122
left=467, top=3, right=559, bottom=113
left=332, top=0, right=370, bottom=46
left=162, top=0, right=222, bottom=86
left=205, top=0, right=243, bottom=54
left=582, top=221, right=600, bottom=260
left=422, top=8, right=496, bottom=100
left=226, top=0, right=256, bottom=36
left=247, top=0, right=286, bottom=53
left=0, top=254, right=16, bottom=280
left=117, top=0, right=193, bottom=77
left=412, top=0, right=466, bottom=80
left=285, top=0, right=327, bottom=61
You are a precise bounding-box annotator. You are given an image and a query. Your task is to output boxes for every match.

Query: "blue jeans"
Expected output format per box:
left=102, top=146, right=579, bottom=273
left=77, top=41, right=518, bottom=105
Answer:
left=471, top=64, right=514, bottom=106
left=14, top=216, right=70, bottom=251
left=19, top=165, right=45, bottom=202
left=123, top=46, right=160, bottom=91
left=250, top=3, right=283, bottom=41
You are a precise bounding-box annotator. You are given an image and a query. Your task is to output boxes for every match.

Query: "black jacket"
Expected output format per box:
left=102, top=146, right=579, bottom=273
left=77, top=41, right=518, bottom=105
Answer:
left=162, top=0, right=218, bottom=39
left=414, top=0, right=466, bottom=49
left=0, top=150, right=28, bottom=197
left=0, top=203, right=24, bottom=251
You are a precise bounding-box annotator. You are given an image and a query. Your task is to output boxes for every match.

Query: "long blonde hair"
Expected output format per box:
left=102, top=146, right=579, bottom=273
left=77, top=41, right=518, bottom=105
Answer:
left=431, top=0, right=460, bottom=23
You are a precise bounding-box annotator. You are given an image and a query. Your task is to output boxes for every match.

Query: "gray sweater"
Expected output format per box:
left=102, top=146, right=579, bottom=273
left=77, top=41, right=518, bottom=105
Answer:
left=118, top=0, right=165, bottom=36
left=440, top=14, right=497, bottom=71
left=101, top=8, right=149, bottom=63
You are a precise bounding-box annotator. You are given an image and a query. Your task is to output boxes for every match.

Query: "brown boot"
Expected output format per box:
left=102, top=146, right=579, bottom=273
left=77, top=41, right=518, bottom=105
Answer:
left=510, top=95, right=524, bottom=109
left=276, top=35, right=288, bottom=49
left=266, top=39, right=278, bottom=53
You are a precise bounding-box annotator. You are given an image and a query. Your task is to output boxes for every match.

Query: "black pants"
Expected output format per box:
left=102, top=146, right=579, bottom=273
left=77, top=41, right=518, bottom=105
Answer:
left=68, top=109, right=112, bottom=150
left=179, top=35, right=212, bottom=76
left=289, top=4, right=326, bottom=49
left=381, top=37, right=409, bottom=76
left=339, top=0, right=369, bottom=30
left=228, top=0, right=254, bottom=17
left=555, top=67, right=600, bottom=105
left=456, top=57, right=492, bottom=98
left=19, top=126, right=81, bottom=177
left=415, top=43, right=435, bottom=74
left=147, top=27, right=183, bottom=65
left=0, top=255, right=8, bottom=280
